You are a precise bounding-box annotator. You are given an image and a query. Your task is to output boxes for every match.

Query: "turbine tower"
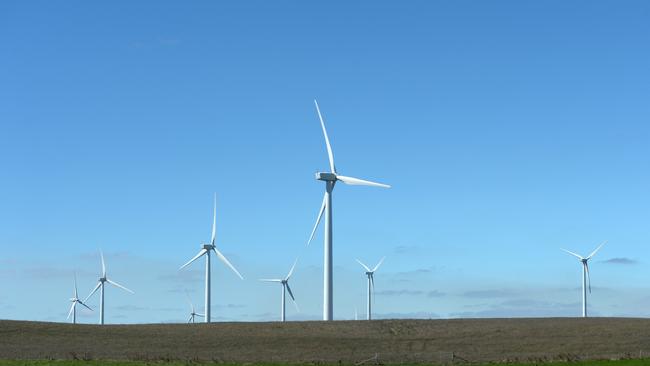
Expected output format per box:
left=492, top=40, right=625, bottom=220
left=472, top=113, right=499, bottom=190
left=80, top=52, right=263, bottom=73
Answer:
left=67, top=273, right=92, bottom=324
left=259, top=259, right=299, bottom=322
left=85, top=251, right=134, bottom=325
left=179, top=194, right=244, bottom=323
left=308, top=100, right=391, bottom=321
left=561, top=240, right=607, bottom=318
left=185, top=293, right=204, bottom=323
left=356, top=257, right=385, bottom=320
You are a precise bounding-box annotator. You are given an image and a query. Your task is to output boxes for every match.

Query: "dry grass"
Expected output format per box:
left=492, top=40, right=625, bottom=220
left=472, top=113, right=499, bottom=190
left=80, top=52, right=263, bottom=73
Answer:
left=1, top=318, right=650, bottom=364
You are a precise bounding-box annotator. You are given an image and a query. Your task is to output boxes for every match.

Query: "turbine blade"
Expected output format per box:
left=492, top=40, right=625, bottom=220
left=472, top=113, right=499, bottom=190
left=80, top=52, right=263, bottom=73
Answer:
left=314, top=99, right=336, bottom=173
left=188, top=315, right=193, bottom=324
left=286, top=282, right=296, bottom=302
left=213, top=248, right=244, bottom=280
left=100, top=250, right=106, bottom=277
left=73, top=272, right=78, bottom=299
left=286, top=283, right=300, bottom=312
left=372, top=257, right=386, bottom=272
left=561, top=248, right=584, bottom=260
left=179, top=249, right=208, bottom=270
left=336, top=175, right=391, bottom=188
left=585, top=262, right=592, bottom=293
left=184, top=291, right=194, bottom=311
left=78, top=301, right=93, bottom=312
left=211, top=193, right=217, bottom=246
left=355, top=259, right=372, bottom=272
left=587, top=240, right=608, bottom=259
left=84, top=282, right=102, bottom=303
left=66, top=302, right=76, bottom=320
left=196, top=313, right=204, bottom=317
left=286, top=258, right=298, bottom=280
left=307, top=193, right=327, bottom=246
left=106, top=278, right=134, bottom=294
left=259, top=279, right=283, bottom=282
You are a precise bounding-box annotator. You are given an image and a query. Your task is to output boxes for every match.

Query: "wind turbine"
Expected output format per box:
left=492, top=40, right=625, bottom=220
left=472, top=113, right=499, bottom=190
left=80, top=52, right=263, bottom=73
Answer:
left=179, top=194, right=244, bottom=323
left=259, top=259, right=299, bottom=322
left=308, top=100, right=391, bottom=321
left=85, top=251, right=134, bottom=325
left=67, top=273, right=92, bottom=324
left=561, top=240, right=607, bottom=318
left=185, top=292, right=204, bottom=324
left=356, top=257, right=385, bottom=320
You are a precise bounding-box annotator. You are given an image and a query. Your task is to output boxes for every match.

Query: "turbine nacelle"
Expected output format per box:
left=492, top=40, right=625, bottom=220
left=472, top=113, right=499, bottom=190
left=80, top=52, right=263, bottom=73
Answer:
left=202, top=244, right=215, bottom=251
left=316, top=172, right=338, bottom=182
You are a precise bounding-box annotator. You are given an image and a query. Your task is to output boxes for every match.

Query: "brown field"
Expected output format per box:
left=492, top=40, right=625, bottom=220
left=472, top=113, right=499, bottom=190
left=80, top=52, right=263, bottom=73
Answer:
left=1, top=318, right=650, bottom=364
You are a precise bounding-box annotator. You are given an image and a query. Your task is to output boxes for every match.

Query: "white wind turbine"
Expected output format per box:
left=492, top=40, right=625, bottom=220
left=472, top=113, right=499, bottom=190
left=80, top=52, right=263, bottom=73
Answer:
left=85, top=251, right=134, bottom=325
left=561, top=240, right=607, bottom=318
left=356, top=257, right=385, bottom=320
left=259, top=259, right=299, bottom=322
left=179, top=194, right=244, bottom=323
left=185, top=292, right=204, bottom=324
left=67, top=273, right=92, bottom=324
left=308, top=100, right=391, bottom=321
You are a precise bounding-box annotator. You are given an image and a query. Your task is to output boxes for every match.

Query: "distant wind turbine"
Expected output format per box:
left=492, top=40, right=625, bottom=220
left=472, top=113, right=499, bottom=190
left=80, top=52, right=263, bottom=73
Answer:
left=561, top=240, right=607, bottom=317
left=308, top=100, right=391, bottom=321
left=185, top=292, right=204, bottom=324
left=179, top=194, right=244, bottom=323
left=85, top=251, right=134, bottom=325
left=67, top=273, right=92, bottom=324
left=356, top=257, right=385, bottom=320
left=259, top=259, right=299, bottom=322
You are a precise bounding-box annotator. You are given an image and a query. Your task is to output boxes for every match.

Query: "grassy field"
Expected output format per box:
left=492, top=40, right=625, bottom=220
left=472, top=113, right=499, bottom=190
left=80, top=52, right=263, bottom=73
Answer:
left=1, top=361, right=650, bottom=366
left=2, top=318, right=650, bottom=364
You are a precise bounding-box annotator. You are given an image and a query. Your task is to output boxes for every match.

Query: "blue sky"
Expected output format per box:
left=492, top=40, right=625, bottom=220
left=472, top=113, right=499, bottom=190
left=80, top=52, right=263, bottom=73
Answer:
left=1, top=1, right=649, bottom=323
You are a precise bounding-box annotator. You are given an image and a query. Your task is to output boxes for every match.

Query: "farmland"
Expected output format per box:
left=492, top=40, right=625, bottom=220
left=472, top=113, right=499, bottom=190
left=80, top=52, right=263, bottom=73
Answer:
left=2, top=318, right=650, bottom=364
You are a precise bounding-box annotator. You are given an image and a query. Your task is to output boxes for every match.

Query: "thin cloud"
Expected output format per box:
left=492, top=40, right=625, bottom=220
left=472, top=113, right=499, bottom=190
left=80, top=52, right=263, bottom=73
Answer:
left=215, top=303, right=246, bottom=309
left=461, top=289, right=518, bottom=299
left=450, top=299, right=582, bottom=318
left=80, top=251, right=131, bottom=261
left=427, top=290, right=446, bottom=298
left=375, top=289, right=445, bottom=297
left=158, top=269, right=203, bottom=284
left=114, top=305, right=182, bottom=312
left=602, top=257, right=638, bottom=265
left=393, top=245, right=423, bottom=255
left=376, top=289, right=424, bottom=296
left=23, top=267, right=94, bottom=279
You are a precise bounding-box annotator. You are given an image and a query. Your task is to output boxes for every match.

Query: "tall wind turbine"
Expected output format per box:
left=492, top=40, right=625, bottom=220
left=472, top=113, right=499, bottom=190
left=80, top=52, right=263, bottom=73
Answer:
left=179, top=194, right=244, bottom=323
left=561, top=240, right=607, bottom=318
left=259, top=259, right=299, bottom=322
left=85, top=251, right=134, bottom=325
left=356, top=257, right=385, bottom=320
left=308, top=100, right=391, bottom=321
left=67, top=273, right=92, bottom=324
left=185, top=292, right=204, bottom=324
